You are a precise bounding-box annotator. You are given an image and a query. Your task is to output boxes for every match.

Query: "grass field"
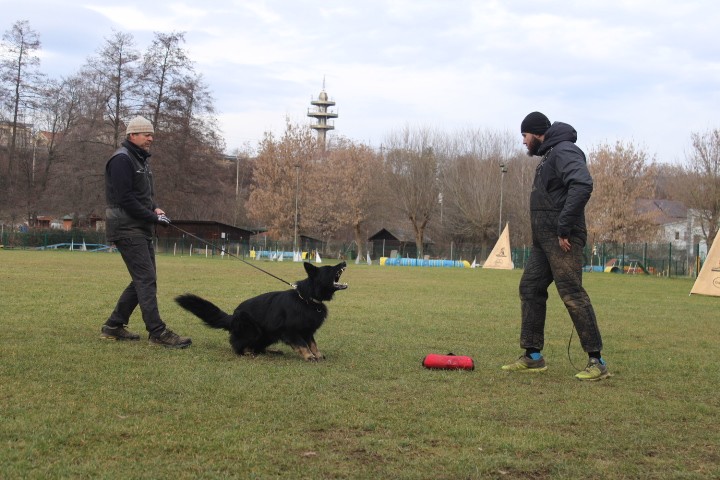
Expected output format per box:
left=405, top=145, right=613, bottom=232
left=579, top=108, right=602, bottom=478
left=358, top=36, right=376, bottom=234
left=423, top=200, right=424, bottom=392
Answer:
left=1, top=249, right=718, bottom=479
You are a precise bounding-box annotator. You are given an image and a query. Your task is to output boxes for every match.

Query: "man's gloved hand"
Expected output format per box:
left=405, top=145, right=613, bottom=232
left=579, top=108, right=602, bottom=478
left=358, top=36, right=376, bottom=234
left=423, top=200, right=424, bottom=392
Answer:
left=157, top=213, right=171, bottom=226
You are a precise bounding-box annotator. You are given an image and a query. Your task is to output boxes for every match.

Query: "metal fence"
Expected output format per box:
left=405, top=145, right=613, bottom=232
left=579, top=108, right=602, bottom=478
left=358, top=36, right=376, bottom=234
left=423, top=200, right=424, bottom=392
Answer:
left=510, top=242, right=702, bottom=277
left=1, top=229, right=707, bottom=278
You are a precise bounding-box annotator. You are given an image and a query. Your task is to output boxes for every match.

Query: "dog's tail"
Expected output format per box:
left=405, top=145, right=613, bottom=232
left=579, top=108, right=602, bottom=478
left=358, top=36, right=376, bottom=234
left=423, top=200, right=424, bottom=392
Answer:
left=175, top=294, right=232, bottom=330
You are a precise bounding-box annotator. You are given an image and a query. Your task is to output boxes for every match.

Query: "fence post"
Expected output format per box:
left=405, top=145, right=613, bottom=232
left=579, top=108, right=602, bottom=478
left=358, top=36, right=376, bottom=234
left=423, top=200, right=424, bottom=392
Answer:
left=668, top=243, right=672, bottom=277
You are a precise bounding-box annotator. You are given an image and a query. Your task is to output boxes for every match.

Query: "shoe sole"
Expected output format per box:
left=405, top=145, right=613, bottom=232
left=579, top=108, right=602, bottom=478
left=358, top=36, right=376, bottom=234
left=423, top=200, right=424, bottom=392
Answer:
left=501, top=366, right=548, bottom=373
left=100, top=334, right=140, bottom=341
left=148, top=340, right=192, bottom=349
left=575, top=372, right=610, bottom=381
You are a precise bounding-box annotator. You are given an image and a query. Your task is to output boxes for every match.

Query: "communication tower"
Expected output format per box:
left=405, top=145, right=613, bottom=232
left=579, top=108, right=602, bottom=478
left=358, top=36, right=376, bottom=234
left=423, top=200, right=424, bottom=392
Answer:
left=307, top=81, right=338, bottom=148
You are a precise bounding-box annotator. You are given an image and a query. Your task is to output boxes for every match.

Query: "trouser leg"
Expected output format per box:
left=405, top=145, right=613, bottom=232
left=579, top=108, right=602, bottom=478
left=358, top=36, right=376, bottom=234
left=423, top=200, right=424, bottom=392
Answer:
left=519, top=245, right=554, bottom=351
left=547, top=236, right=603, bottom=353
left=106, top=282, right=139, bottom=327
left=107, top=237, right=166, bottom=334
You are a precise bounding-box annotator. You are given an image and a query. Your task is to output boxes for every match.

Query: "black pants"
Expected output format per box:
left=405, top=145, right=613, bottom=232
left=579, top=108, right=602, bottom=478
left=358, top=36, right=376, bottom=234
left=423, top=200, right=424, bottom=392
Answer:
left=519, top=229, right=603, bottom=353
left=106, top=237, right=166, bottom=335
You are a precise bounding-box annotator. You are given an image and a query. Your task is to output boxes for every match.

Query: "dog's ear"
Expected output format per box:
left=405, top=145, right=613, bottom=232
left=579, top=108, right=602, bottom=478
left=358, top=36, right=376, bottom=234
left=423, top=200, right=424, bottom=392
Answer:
left=303, top=262, right=317, bottom=276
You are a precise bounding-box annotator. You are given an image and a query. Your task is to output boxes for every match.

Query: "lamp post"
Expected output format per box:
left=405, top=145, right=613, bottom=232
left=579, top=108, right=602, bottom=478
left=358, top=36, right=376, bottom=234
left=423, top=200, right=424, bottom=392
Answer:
left=499, top=163, right=508, bottom=236
left=293, top=164, right=300, bottom=254
left=235, top=153, right=240, bottom=198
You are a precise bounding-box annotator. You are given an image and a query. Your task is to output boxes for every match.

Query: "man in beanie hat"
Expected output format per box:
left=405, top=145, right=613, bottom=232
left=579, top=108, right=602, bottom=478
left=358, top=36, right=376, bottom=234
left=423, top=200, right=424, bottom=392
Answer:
left=101, top=116, right=192, bottom=348
left=501, top=112, right=608, bottom=381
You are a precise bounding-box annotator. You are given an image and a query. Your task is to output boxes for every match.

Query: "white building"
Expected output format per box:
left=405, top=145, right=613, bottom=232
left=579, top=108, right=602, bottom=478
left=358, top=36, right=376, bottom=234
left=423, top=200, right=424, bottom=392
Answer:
left=637, top=199, right=708, bottom=257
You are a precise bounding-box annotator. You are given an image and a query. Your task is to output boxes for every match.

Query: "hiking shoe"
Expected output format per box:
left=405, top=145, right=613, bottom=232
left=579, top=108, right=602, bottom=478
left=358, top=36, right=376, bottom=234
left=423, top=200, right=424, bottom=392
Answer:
left=100, top=325, right=140, bottom=341
left=501, top=355, right=548, bottom=372
left=575, top=357, right=609, bottom=381
left=149, top=329, right=192, bottom=349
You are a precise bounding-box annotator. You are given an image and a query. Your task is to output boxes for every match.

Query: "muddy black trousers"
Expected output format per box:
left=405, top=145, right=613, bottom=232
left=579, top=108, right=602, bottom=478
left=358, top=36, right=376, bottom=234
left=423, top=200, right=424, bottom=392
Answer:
left=105, top=237, right=167, bottom=335
left=519, top=228, right=603, bottom=353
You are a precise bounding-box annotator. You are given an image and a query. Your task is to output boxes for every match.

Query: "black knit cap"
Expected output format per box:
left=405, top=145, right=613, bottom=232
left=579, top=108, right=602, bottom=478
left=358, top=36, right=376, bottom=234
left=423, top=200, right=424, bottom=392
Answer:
left=520, top=111, right=551, bottom=135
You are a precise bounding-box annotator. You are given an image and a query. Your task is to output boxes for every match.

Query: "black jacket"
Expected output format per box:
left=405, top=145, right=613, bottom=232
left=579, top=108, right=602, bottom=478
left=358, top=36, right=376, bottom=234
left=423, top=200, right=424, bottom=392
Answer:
left=532, top=122, right=592, bottom=238
left=104, top=140, right=158, bottom=241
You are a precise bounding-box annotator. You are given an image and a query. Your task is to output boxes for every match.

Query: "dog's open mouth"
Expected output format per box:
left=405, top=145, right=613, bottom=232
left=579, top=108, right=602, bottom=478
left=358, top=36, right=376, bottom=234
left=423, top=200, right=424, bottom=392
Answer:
left=334, top=266, right=348, bottom=290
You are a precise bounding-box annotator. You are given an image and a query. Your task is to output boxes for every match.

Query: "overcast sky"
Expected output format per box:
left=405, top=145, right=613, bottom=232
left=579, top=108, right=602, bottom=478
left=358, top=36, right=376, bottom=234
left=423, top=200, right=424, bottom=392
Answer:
left=4, top=0, right=720, bottom=163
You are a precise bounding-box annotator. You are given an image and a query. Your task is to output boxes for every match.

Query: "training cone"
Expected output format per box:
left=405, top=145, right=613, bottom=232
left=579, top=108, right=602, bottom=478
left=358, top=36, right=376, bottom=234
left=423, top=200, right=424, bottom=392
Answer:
left=422, top=353, right=475, bottom=371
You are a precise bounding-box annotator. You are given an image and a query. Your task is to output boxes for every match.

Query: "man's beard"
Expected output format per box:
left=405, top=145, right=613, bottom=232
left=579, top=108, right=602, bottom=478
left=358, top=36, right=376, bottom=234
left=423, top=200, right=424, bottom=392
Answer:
left=525, top=136, right=542, bottom=157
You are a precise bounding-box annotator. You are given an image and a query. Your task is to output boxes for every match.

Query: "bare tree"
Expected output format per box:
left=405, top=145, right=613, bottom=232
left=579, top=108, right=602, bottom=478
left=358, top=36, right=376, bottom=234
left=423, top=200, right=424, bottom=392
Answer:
left=86, top=30, right=140, bottom=148
left=139, top=31, right=192, bottom=129
left=383, top=126, right=440, bottom=258
left=439, top=129, right=526, bottom=249
left=248, top=120, right=318, bottom=240
left=0, top=24, right=231, bottom=227
left=160, top=74, right=229, bottom=220
left=0, top=20, right=43, bottom=187
left=586, top=141, right=659, bottom=243
left=681, top=129, right=720, bottom=246
left=304, top=136, right=383, bottom=254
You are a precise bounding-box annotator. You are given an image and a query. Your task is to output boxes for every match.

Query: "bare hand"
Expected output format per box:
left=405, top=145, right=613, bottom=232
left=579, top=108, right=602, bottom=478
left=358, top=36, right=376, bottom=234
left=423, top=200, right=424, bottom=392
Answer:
left=559, top=237, right=571, bottom=252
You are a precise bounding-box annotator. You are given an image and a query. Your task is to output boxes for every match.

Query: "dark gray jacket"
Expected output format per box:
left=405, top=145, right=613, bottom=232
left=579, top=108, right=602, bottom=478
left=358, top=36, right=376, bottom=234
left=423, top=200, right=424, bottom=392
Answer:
left=532, top=122, right=593, bottom=238
left=105, top=140, right=158, bottom=241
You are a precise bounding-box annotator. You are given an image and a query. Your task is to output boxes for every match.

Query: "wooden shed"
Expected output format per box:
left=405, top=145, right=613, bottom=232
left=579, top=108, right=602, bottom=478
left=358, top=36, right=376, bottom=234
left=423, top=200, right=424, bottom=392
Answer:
left=368, top=228, right=433, bottom=258
left=155, top=220, right=256, bottom=249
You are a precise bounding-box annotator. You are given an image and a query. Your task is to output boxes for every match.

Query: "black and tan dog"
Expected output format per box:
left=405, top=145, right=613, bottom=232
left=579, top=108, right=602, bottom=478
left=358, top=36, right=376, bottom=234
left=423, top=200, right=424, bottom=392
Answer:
left=175, top=262, right=347, bottom=361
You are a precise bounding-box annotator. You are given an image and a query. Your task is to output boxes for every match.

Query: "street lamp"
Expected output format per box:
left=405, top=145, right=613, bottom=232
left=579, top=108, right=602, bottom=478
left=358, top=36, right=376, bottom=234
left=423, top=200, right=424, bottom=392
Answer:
left=499, top=163, right=508, bottom=236
left=235, top=153, right=240, bottom=198
left=293, top=164, right=300, bottom=254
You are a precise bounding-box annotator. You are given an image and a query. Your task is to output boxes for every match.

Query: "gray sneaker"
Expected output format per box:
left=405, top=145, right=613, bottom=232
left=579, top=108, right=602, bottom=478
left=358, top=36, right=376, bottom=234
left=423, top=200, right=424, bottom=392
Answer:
left=149, top=329, right=192, bottom=349
left=100, top=325, right=140, bottom=341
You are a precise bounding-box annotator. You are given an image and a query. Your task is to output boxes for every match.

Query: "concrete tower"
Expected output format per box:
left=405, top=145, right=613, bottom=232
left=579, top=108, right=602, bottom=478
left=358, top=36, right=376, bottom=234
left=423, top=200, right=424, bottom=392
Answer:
left=307, top=82, right=338, bottom=148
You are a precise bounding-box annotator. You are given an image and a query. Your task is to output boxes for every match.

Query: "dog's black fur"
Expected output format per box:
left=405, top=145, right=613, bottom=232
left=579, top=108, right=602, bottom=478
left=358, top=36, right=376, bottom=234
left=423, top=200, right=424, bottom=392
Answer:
left=175, top=261, right=347, bottom=361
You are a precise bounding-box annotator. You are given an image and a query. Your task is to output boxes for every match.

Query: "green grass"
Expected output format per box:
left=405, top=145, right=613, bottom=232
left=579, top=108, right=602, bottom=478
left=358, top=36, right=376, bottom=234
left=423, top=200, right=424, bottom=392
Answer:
left=1, top=250, right=718, bottom=479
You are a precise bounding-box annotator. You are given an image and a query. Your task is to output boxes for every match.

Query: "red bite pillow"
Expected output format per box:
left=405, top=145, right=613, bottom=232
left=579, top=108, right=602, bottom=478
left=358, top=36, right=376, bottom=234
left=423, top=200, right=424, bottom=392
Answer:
left=422, top=353, right=474, bottom=371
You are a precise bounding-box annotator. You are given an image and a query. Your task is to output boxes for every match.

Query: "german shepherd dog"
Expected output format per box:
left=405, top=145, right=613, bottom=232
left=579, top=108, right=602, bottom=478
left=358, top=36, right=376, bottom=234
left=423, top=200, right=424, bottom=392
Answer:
left=175, top=262, right=347, bottom=361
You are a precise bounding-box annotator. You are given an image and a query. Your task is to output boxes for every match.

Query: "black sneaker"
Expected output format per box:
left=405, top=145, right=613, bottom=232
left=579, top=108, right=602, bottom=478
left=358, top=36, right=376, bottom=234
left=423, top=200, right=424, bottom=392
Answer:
left=149, top=329, right=192, bottom=349
left=100, top=325, right=140, bottom=341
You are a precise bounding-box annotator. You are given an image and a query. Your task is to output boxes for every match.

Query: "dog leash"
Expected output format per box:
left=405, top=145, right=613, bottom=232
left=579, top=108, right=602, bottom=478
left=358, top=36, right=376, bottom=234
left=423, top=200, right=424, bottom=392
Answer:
left=166, top=223, right=296, bottom=288
left=567, top=326, right=583, bottom=372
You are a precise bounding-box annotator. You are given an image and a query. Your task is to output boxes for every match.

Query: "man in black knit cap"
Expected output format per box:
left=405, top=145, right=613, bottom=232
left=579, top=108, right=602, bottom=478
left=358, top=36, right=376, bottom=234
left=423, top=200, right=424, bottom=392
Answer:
left=501, top=112, right=609, bottom=381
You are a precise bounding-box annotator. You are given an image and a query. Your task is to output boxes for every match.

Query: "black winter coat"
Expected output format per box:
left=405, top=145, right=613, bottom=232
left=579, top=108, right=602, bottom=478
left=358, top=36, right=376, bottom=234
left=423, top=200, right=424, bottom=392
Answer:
left=532, top=122, right=593, bottom=239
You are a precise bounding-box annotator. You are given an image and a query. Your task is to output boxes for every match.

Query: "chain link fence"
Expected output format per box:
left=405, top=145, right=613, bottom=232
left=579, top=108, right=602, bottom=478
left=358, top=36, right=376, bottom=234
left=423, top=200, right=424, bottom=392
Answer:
left=1, top=228, right=707, bottom=277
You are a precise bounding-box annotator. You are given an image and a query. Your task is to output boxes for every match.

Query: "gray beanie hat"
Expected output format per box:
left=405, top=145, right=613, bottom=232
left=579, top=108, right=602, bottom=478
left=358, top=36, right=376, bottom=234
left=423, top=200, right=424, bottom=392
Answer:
left=126, top=116, right=155, bottom=135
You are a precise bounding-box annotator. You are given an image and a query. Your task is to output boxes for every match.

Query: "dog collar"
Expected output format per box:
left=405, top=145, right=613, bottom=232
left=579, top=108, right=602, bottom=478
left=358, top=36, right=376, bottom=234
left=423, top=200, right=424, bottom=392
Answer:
left=294, top=289, right=324, bottom=310
left=296, top=290, right=322, bottom=305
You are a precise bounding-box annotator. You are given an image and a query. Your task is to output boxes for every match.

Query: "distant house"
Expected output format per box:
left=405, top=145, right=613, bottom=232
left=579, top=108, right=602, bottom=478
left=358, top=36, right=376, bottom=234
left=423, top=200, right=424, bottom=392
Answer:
left=34, top=216, right=53, bottom=229
left=636, top=199, right=708, bottom=255
left=59, top=214, right=103, bottom=231
left=368, top=228, right=433, bottom=258
left=0, top=121, right=32, bottom=148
